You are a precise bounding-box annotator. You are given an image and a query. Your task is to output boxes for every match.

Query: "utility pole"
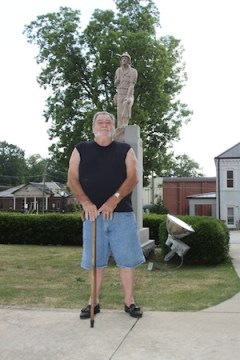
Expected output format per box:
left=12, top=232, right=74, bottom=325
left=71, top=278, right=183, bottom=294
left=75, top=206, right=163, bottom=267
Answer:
left=42, top=162, right=48, bottom=214
left=151, top=171, right=155, bottom=204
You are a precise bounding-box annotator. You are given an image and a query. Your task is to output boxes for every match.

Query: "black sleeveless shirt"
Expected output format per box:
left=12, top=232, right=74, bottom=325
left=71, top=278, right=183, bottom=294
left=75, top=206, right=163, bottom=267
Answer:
left=76, top=141, right=133, bottom=212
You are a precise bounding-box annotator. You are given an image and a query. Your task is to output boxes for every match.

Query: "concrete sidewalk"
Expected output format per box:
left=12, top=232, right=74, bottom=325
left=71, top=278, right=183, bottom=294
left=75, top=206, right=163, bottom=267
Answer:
left=1, top=231, right=240, bottom=360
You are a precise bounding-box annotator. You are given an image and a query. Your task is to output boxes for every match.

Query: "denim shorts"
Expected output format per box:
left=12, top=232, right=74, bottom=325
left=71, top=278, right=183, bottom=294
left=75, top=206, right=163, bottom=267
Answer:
left=81, top=212, right=145, bottom=270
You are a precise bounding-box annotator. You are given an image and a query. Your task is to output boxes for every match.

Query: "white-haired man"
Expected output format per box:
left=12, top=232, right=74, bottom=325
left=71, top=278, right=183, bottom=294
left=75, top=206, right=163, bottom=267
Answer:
left=67, top=111, right=144, bottom=320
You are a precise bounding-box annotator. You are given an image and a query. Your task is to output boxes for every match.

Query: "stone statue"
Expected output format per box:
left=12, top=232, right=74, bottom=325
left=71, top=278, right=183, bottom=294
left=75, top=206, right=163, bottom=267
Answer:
left=114, top=52, right=138, bottom=128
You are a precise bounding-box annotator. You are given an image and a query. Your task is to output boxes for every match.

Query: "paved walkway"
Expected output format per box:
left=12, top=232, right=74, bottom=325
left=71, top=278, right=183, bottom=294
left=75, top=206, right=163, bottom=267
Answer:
left=1, top=231, right=240, bottom=360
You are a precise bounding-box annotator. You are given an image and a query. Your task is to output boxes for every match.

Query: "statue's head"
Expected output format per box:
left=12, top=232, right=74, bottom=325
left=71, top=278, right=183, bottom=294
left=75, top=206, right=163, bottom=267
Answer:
left=120, top=52, right=131, bottom=64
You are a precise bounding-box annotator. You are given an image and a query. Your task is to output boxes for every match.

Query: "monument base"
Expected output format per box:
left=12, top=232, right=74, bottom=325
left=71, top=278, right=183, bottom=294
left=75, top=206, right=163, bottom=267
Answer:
left=139, top=227, right=155, bottom=258
left=114, top=125, right=155, bottom=258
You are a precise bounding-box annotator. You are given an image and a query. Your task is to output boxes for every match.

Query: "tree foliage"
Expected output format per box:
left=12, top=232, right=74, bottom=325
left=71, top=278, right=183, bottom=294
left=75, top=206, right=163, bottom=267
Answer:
left=168, top=154, right=204, bottom=177
left=25, top=154, right=48, bottom=183
left=25, top=155, right=67, bottom=184
left=0, top=141, right=27, bottom=187
left=23, top=0, right=192, bottom=183
left=0, top=142, right=65, bottom=188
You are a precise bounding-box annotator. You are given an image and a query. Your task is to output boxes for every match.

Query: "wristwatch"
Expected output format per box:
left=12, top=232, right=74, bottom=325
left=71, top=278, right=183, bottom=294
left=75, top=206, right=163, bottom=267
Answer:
left=114, top=192, right=122, bottom=200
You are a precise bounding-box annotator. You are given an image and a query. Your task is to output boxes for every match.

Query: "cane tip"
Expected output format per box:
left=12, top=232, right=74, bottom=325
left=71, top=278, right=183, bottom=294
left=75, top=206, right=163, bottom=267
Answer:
left=90, top=320, right=94, bottom=328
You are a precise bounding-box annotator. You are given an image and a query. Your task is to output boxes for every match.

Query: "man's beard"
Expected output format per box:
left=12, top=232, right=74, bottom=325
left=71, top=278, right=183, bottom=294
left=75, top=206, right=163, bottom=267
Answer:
left=94, top=130, right=114, bottom=137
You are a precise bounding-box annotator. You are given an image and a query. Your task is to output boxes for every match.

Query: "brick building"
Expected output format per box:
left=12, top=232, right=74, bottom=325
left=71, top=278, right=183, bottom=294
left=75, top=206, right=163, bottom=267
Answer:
left=162, top=177, right=216, bottom=216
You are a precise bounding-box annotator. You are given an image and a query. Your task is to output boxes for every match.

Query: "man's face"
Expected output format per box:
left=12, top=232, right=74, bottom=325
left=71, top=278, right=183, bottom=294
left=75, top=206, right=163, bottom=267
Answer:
left=93, top=115, right=115, bottom=138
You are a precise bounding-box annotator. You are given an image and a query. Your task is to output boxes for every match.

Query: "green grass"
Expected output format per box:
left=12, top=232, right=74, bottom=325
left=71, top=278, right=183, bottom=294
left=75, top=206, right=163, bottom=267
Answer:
left=0, top=245, right=240, bottom=311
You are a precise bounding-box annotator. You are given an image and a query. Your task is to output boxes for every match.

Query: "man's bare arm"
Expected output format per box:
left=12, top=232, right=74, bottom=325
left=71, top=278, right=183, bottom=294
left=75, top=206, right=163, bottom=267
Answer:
left=67, top=148, right=98, bottom=221
left=117, top=148, right=138, bottom=197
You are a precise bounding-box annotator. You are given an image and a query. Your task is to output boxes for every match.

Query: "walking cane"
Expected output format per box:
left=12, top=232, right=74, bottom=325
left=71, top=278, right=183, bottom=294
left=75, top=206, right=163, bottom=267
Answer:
left=90, top=220, right=97, bottom=328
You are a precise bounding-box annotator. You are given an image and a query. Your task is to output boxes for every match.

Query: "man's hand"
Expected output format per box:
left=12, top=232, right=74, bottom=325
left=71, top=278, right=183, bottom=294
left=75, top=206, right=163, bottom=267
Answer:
left=82, top=201, right=98, bottom=222
left=98, top=196, right=119, bottom=220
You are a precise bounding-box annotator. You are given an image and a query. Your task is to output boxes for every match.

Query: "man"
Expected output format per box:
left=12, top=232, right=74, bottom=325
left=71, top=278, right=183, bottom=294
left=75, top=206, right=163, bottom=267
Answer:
left=67, top=111, right=145, bottom=319
left=114, top=52, right=138, bottom=128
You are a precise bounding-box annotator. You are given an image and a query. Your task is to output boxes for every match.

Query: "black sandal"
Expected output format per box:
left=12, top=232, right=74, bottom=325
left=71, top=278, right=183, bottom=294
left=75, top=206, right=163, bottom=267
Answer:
left=80, top=304, right=100, bottom=319
left=125, top=304, right=143, bottom=318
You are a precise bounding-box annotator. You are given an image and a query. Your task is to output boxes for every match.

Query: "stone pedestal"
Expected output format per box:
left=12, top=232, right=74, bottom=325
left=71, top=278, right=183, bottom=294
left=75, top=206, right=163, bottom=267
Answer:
left=114, top=125, right=155, bottom=257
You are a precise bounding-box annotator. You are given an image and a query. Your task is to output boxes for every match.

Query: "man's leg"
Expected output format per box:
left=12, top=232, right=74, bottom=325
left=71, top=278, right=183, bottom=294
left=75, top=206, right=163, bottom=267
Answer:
left=120, top=267, right=143, bottom=318
left=90, top=268, right=105, bottom=305
left=119, top=267, right=135, bottom=306
left=80, top=268, right=105, bottom=319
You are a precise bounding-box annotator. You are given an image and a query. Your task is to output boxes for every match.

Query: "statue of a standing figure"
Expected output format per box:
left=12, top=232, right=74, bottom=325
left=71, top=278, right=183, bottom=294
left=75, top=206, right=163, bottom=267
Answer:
left=114, top=52, right=138, bottom=128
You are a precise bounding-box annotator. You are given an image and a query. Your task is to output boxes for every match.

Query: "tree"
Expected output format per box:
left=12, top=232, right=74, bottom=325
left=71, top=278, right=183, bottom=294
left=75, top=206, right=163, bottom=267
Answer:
left=25, top=154, right=47, bottom=183
left=0, top=142, right=67, bottom=189
left=23, top=0, right=192, bottom=183
left=167, top=154, right=204, bottom=177
left=0, top=141, right=27, bottom=188
left=26, top=154, right=67, bottom=184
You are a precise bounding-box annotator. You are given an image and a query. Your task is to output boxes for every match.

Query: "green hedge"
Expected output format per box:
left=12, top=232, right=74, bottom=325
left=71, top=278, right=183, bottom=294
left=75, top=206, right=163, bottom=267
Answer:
left=0, top=213, right=230, bottom=265
left=1, top=213, right=163, bottom=246
left=159, top=215, right=230, bottom=265
left=0, top=213, right=82, bottom=246
left=143, top=213, right=166, bottom=245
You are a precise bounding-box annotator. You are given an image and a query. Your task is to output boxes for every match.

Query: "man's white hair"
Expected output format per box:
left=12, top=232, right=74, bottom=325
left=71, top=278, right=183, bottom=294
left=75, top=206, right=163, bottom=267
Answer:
left=92, top=111, right=116, bottom=126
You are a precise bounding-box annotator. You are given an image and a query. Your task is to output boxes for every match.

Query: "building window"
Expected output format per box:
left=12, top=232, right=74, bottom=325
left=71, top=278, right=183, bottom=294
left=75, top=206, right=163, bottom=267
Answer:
left=227, top=170, right=234, bottom=188
left=227, top=207, right=234, bottom=225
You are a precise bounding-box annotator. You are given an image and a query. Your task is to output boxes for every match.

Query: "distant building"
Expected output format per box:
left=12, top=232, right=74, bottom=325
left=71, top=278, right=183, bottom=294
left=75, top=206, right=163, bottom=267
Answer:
left=215, top=142, right=240, bottom=228
left=187, top=192, right=216, bottom=217
left=163, top=142, right=240, bottom=229
left=142, top=177, right=163, bottom=205
left=0, top=182, right=74, bottom=213
left=163, top=177, right=216, bottom=216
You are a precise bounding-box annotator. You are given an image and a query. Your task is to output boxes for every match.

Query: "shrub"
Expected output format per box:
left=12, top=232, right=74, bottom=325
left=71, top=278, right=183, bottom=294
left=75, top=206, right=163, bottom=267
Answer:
left=0, top=213, right=83, bottom=246
left=143, top=213, right=165, bottom=245
left=143, top=198, right=168, bottom=214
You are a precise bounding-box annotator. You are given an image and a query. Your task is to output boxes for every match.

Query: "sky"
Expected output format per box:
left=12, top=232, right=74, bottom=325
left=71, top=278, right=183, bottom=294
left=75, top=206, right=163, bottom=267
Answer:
left=1, top=0, right=240, bottom=177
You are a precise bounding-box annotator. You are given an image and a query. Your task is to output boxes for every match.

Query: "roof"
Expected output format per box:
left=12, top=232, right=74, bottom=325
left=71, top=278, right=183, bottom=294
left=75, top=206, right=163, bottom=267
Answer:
left=187, top=192, right=216, bottom=199
left=0, top=182, right=69, bottom=198
left=215, top=142, right=240, bottom=159
left=163, top=177, right=216, bottom=183
left=0, top=184, right=24, bottom=197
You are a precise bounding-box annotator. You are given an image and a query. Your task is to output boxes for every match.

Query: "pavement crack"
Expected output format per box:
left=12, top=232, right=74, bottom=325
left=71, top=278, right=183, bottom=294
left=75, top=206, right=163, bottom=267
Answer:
left=108, top=318, right=139, bottom=359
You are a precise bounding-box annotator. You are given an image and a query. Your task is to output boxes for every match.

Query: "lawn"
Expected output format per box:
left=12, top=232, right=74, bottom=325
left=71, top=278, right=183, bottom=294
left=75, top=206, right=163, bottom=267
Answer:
left=1, top=245, right=240, bottom=311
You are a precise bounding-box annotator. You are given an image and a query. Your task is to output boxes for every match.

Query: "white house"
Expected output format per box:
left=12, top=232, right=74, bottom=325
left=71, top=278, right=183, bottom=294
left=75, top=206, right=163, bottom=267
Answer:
left=0, top=182, right=71, bottom=213
left=215, top=142, right=240, bottom=228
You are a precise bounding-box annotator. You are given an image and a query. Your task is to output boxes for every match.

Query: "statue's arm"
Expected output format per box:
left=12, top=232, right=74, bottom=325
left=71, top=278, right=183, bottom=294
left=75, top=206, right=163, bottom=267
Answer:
left=114, top=68, right=120, bottom=86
